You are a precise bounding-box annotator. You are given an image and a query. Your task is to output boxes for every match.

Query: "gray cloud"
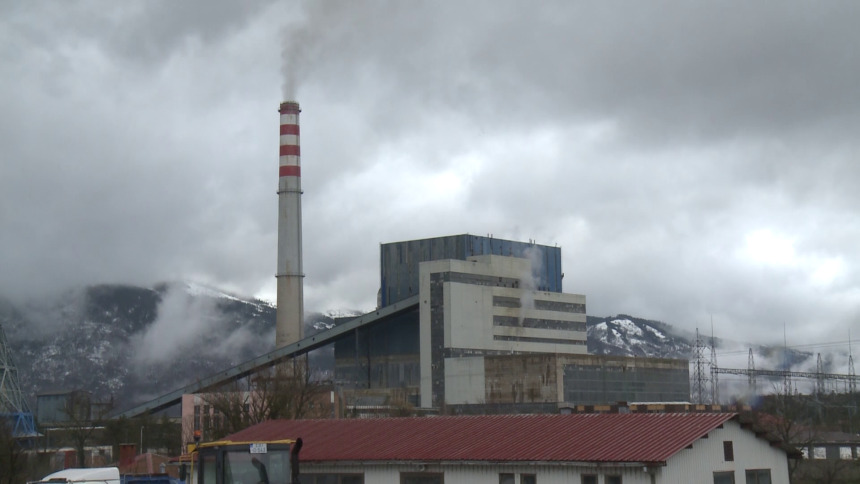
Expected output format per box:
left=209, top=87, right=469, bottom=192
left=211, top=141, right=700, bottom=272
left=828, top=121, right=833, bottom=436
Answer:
left=2, top=0, right=860, bottom=353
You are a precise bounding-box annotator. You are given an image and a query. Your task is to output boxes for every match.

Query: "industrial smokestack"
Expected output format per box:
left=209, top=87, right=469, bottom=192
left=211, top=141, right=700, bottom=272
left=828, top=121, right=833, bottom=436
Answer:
left=276, top=101, right=304, bottom=348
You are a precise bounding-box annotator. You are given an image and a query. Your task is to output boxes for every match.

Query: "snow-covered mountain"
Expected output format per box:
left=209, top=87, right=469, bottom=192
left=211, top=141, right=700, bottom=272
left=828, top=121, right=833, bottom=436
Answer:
left=2, top=283, right=826, bottom=410
left=587, top=314, right=820, bottom=368
left=0, top=282, right=352, bottom=411
left=586, top=314, right=693, bottom=359
left=586, top=314, right=835, bottom=396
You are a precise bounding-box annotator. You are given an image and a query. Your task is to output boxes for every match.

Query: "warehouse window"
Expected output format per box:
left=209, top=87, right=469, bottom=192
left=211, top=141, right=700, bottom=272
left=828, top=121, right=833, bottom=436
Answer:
left=724, top=441, right=734, bottom=461
left=744, top=469, right=771, bottom=484
left=401, top=473, right=443, bottom=484
left=521, top=474, right=536, bottom=484
left=303, top=475, right=363, bottom=484
left=581, top=475, right=597, bottom=484
left=499, top=473, right=514, bottom=484
left=713, top=471, right=735, bottom=484
left=607, top=476, right=622, bottom=484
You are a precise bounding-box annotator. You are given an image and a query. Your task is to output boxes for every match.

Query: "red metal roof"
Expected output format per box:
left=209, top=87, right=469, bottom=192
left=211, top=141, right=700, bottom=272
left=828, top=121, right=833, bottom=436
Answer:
left=224, top=413, right=737, bottom=464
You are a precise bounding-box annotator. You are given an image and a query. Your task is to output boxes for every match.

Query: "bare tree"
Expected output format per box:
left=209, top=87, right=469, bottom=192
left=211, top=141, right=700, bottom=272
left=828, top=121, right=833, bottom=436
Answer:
left=0, top=419, right=27, bottom=484
left=386, top=398, right=417, bottom=418
left=801, top=458, right=860, bottom=484
left=61, top=391, right=113, bottom=467
left=750, top=386, right=812, bottom=481
left=750, top=385, right=860, bottom=484
left=200, top=358, right=328, bottom=440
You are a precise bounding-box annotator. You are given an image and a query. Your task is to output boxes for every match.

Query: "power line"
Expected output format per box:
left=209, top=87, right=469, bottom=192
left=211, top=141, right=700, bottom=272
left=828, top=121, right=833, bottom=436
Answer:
left=718, top=340, right=856, bottom=356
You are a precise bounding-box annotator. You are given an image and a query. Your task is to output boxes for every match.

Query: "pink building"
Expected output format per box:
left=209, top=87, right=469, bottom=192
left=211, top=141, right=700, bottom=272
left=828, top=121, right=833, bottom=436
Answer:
left=180, top=390, right=338, bottom=446
left=180, top=393, right=249, bottom=445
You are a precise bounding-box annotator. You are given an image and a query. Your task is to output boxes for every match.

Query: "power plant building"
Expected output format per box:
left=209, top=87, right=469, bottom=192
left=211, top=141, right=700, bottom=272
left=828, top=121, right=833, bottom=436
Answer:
left=335, top=234, right=690, bottom=411
left=419, top=254, right=587, bottom=408
left=269, top=102, right=689, bottom=412
left=123, top=102, right=693, bottom=420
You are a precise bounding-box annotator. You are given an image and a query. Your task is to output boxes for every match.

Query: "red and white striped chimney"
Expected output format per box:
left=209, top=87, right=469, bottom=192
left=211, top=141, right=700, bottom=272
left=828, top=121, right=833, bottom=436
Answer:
left=276, top=101, right=303, bottom=348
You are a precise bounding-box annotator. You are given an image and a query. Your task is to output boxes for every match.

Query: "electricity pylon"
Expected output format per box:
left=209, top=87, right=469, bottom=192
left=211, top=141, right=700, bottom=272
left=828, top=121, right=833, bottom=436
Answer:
left=0, top=321, right=36, bottom=437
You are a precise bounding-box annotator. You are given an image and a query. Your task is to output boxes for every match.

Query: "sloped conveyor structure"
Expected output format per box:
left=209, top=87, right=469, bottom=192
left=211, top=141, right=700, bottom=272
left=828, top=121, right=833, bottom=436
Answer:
left=114, top=295, right=419, bottom=418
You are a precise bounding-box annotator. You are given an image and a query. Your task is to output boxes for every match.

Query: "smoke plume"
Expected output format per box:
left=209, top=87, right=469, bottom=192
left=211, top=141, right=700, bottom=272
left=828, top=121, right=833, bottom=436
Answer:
left=518, top=245, right=544, bottom=323
left=130, top=284, right=221, bottom=365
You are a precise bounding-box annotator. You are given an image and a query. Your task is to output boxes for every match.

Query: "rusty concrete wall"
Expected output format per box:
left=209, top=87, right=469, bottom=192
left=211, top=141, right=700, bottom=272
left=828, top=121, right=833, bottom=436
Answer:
left=484, top=354, right=559, bottom=403
left=483, top=353, right=690, bottom=406
left=557, top=353, right=689, bottom=370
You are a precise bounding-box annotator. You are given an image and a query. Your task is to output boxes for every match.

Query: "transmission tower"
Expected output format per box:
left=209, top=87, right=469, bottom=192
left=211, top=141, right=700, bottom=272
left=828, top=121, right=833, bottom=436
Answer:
left=816, top=353, right=826, bottom=396
left=0, top=321, right=36, bottom=437
left=850, top=331, right=857, bottom=394
left=748, top=348, right=757, bottom=396
left=782, top=324, right=792, bottom=395
left=691, top=328, right=711, bottom=404
left=710, top=321, right=719, bottom=404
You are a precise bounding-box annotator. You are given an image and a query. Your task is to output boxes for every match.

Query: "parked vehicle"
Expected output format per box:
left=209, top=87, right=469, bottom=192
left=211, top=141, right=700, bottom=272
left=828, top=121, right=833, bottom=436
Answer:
left=121, top=474, right=181, bottom=484
left=187, top=438, right=302, bottom=484
left=31, top=467, right=121, bottom=484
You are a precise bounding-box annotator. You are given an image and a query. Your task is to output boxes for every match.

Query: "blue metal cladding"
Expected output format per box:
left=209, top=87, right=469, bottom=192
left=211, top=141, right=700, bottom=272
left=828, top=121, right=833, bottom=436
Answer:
left=0, top=412, right=37, bottom=437
left=380, top=234, right=563, bottom=306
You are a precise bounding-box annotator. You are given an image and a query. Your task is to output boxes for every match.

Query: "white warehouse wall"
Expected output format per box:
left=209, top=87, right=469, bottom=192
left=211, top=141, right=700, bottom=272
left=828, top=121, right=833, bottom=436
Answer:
left=659, top=419, right=790, bottom=484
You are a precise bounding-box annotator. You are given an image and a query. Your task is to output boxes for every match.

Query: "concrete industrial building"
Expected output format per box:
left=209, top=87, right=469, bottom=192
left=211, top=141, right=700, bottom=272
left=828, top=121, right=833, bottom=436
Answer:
left=334, top=234, right=690, bottom=412
left=120, top=104, right=692, bottom=419
left=419, top=254, right=587, bottom=408
left=268, top=102, right=689, bottom=412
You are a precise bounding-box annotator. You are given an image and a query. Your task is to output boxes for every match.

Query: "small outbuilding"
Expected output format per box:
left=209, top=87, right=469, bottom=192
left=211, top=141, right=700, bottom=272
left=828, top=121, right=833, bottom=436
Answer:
left=225, top=412, right=796, bottom=484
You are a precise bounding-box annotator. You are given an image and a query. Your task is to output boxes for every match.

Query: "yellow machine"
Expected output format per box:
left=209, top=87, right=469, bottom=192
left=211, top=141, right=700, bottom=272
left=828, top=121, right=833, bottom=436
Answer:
left=184, top=436, right=302, bottom=484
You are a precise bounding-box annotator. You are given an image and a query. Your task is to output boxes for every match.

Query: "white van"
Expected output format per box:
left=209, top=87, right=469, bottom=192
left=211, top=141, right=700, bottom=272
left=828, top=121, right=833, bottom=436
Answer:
left=32, top=467, right=121, bottom=484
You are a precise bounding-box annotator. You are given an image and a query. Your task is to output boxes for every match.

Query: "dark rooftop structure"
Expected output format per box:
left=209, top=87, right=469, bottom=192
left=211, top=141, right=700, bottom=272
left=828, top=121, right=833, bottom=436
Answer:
left=379, top=234, right=563, bottom=306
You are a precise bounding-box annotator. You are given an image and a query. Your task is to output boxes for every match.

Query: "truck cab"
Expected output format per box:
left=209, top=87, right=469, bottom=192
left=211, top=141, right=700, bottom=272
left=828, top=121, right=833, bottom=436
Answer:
left=191, top=439, right=301, bottom=484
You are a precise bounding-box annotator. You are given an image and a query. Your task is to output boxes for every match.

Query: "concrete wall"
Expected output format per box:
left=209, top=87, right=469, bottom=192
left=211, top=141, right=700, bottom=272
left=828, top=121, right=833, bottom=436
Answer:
left=478, top=353, right=689, bottom=407
left=561, top=354, right=690, bottom=405
left=484, top=354, right=559, bottom=404
left=444, top=357, right=486, bottom=404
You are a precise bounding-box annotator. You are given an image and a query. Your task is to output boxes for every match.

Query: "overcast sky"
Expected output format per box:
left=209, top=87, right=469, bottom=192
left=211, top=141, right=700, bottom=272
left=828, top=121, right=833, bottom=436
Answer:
left=3, top=1, right=859, bottom=351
